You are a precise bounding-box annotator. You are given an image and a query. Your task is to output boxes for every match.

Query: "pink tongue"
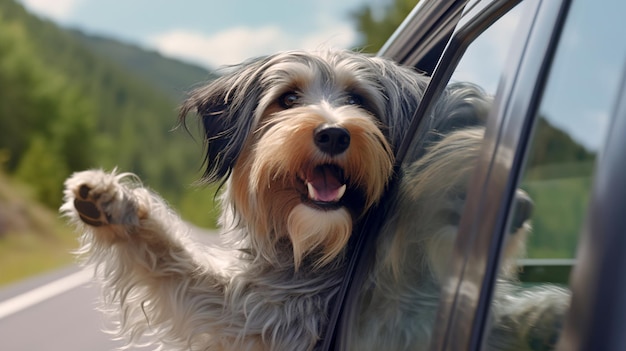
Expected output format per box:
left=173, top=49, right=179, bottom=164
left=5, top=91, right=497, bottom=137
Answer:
left=307, top=166, right=344, bottom=202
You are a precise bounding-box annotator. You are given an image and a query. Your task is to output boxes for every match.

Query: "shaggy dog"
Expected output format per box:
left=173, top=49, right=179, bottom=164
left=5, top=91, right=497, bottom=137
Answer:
left=61, top=49, right=429, bottom=351
left=61, top=50, right=568, bottom=351
left=352, top=123, right=571, bottom=351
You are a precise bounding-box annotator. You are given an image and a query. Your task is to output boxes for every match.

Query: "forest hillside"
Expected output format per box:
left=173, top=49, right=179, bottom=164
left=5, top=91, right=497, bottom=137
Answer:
left=0, top=0, right=221, bottom=231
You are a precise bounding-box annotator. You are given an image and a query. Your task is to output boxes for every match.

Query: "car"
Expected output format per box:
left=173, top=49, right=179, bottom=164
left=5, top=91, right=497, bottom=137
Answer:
left=319, top=0, right=626, bottom=350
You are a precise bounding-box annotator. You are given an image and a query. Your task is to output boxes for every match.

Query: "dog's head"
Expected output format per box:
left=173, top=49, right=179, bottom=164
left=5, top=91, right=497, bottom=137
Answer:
left=180, top=50, right=427, bottom=268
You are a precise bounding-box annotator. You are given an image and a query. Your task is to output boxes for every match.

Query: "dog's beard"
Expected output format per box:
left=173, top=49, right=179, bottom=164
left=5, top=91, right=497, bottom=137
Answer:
left=288, top=204, right=352, bottom=269
left=230, top=104, right=393, bottom=269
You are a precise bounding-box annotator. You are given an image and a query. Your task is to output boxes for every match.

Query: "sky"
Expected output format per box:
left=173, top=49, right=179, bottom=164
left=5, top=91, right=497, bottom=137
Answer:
left=16, top=0, right=625, bottom=152
left=17, top=0, right=378, bottom=70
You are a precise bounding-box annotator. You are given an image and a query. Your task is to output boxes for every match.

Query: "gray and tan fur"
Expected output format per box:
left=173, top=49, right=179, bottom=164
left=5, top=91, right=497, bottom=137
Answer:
left=61, top=49, right=428, bottom=351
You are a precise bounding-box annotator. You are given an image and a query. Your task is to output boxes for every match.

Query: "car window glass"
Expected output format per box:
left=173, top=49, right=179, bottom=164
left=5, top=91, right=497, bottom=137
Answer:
left=485, top=0, right=626, bottom=349
left=518, top=0, right=626, bottom=262
left=342, top=2, right=528, bottom=350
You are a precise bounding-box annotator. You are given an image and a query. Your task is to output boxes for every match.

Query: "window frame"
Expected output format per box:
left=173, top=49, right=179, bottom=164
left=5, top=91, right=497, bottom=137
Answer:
left=378, top=0, right=466, bottom=74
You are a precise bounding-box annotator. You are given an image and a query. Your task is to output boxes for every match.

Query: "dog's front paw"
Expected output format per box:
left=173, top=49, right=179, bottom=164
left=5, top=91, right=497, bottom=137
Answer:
left=73, top=183, right=112, bottom=227
left=62, top=169, right=140, bottom=227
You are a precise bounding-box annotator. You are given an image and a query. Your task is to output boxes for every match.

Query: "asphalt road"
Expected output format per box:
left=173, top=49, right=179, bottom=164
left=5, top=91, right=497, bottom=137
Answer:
left=0, top=265, right=147, bottom=351
left=0, top=229, right=219, bottom=351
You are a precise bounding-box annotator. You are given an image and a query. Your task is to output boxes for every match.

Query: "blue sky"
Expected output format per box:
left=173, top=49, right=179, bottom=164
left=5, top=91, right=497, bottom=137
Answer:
left=18, top=0, right=376, bottom=69
left=17, top=0, right=625, bottom=152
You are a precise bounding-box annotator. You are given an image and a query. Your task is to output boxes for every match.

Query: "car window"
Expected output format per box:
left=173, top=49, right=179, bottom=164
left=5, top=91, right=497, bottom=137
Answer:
left=339, top=1, right=530, bottom=350
left=485, top=0, right=626, bottom=349
left=518, top=0, right=626, bottom=262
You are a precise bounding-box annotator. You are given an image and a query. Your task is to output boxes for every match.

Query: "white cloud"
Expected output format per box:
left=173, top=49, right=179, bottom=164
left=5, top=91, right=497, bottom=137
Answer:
left=148, top=26, right=285, bottom=69
left=148, top=23, right=357, bottom=69
left=300, top=22, right=357, bottom=52
left=20, top=0, right=80, bottom=21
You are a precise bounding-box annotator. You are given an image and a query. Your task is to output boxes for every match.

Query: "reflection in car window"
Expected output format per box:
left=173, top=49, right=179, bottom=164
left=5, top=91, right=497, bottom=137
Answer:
left=452, top=5, right=523, bottom=95
left=343, top=2, right=533, bottom=350
left=487, top=0, right=626, bottom=349
left=517, top=0, right=626, bottom=262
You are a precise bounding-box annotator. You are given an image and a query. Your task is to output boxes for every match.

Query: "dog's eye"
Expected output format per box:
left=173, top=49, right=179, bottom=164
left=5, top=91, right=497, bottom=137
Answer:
left=279, top=92, right=300, bottom=109
left=345, top=94, right=363, bottom=106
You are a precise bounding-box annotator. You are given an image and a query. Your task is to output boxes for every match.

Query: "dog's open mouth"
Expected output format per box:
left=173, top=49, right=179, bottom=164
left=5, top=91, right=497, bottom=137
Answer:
left=299, top=164, right=347, bottom=209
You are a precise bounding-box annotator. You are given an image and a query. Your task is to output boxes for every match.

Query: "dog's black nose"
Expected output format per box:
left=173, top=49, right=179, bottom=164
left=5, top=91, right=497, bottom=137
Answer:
left=314, top=125, right=350, bottom=156
left=510, top=190, right=533, bottom=233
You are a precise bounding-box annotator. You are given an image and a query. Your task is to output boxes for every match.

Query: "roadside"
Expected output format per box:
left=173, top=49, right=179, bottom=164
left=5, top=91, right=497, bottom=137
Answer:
left=0, top=226, right=219, bottom=351
left=0, top=264, right=148, bottom=351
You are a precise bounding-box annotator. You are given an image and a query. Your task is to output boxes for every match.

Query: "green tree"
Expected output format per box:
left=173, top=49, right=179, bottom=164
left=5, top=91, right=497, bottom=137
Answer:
left=352, top=0, right=420, bottom=53
left=15, top=136, right=69, bottom=207
left=0, top=0, right=220, bottom=222
left=0, top=9, right=97, bottom=206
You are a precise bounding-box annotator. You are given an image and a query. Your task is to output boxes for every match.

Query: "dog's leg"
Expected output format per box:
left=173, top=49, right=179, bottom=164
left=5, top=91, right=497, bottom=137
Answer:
left=61, top=169, right=229, bottom=349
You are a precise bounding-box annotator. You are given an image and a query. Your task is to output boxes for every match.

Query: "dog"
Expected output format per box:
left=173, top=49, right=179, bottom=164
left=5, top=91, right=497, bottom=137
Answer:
left=352, top=121, right=571, bottom=350
left=61, top=49, right=429, bottom=351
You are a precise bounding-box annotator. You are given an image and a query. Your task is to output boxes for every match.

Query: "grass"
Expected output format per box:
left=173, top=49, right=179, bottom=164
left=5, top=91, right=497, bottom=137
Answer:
left=521, top=162, right=595, bottom=259
left=177, top=183, right=221, bottom=229
left=0, top=227, right=77, bottom=286
left=0, top=171, right=79, bottom=286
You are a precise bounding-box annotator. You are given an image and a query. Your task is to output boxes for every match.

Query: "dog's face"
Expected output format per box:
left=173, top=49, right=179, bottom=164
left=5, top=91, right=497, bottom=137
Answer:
left=180, top=50, right=427, bottom=268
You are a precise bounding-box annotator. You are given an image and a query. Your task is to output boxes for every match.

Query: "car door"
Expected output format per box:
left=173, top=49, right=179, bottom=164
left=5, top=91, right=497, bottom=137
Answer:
left=325, top=0, right=626, bottom=350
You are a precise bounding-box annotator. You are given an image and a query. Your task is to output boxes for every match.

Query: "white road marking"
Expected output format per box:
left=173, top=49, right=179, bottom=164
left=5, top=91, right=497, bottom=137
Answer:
left=0, top=269, right=93, bottom=319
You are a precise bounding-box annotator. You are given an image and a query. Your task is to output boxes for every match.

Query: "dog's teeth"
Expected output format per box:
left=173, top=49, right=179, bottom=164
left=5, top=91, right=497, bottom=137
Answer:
left=307, top=182, right=316, bottom=200
left=335, top=184, right=346, bottom=201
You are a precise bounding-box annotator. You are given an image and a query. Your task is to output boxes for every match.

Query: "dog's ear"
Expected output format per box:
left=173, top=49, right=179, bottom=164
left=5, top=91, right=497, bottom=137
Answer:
left=179, top=57, right=269, bottom=183
left=369, top=57, right=429, bottom=150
